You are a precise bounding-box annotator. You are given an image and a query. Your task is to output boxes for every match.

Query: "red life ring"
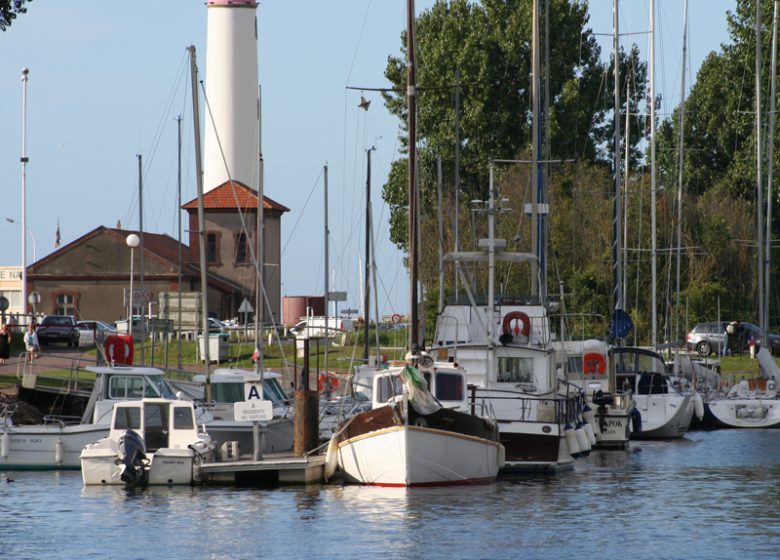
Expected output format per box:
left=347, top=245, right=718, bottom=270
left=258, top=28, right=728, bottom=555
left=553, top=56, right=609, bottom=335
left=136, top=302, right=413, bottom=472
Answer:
left=318, top=373, right=340, bottom=392
left=582, top=352, right=606, bottom=376
left=105, top=335, right=134, bottom=365
left=502, top=311, right=531, bottom=338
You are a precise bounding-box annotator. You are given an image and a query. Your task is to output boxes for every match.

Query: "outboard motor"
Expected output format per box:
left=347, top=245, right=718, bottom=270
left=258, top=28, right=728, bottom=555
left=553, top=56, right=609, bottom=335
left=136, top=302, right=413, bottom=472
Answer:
left=119, top=430, right=148, bottom=487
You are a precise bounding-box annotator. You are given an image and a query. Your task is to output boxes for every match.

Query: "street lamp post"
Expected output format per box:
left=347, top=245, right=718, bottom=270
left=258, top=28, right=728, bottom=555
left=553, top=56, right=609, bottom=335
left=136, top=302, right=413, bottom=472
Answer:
left=126, top=234, right=140, bottom=336
left=6, top=218, right=36, bottom=262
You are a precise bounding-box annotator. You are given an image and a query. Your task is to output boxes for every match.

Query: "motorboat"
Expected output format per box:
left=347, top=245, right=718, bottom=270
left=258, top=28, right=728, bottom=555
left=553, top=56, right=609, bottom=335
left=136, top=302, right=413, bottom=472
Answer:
left=81, top=398, right=215, bottom=486
left=561, top=339, right=637, bottom=448
left=433, top=296, right=590, bottom=470
left=612, top=347, right=694, bottom=439
left=1, top=365, right=194, bottom=470
left=188, top=368, right=295, bottom=455
left=705, top=348, right=780, bottom=429
left=327, top=359, right=504, bottom=487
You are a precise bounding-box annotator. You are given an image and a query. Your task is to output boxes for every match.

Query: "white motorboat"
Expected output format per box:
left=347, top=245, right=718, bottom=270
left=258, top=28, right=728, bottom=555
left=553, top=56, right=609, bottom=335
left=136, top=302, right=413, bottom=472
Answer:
left=562, top=339, right=637, bottom=448
left=1, top=365, right=192, bottom=470
left=433, top=299, right=589, bottom=470
left=612, top=347, right=694, bottom=439
left=81, top=398, right=215, bottom=486
left=189, top=368, right=294, bottom=455
left=328, top=361, right=504, bottom=487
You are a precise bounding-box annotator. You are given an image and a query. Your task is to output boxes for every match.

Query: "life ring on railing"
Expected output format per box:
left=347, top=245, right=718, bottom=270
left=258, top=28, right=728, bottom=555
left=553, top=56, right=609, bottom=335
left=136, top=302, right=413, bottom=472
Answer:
left=502, top=311, right=531, bottom=338
left=582, top=352, right=606, bottom=376
left=318, top=373, right=340, bottom=393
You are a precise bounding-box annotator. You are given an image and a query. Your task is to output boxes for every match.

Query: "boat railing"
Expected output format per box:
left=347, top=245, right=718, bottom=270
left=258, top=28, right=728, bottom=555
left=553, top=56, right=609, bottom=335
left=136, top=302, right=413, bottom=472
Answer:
left=476, top=388, right=581, bottom=425
left=42, top=414, right=83, bottom=427
left=15, top=351, right=97, bottom=394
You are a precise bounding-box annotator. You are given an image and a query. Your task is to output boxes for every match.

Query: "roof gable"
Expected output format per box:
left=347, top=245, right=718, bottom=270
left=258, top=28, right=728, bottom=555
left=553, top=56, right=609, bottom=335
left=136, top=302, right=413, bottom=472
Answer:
left=182, top=180, right=289, bottom=212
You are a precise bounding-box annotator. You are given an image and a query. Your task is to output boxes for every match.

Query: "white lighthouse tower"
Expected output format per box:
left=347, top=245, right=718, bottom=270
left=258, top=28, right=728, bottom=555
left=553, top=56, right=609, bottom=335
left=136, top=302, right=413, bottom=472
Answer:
left=204, top=0, right=259, bottom=192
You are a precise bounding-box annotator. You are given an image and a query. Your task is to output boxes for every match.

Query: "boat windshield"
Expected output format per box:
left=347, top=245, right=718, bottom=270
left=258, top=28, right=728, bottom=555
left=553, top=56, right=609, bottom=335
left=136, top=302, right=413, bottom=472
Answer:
left=614, top=351, right=665, bottom=375
left=107, top=374, right=178, bottom=400
left=434, top=372, right=465, bottom=402
left=263, top=379, right=288, bottom=404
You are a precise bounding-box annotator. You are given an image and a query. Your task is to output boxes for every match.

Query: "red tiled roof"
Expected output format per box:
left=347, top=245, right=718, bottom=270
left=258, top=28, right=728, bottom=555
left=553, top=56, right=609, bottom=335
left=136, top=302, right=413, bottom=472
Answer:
left=182, top=181, right=289, bottom=212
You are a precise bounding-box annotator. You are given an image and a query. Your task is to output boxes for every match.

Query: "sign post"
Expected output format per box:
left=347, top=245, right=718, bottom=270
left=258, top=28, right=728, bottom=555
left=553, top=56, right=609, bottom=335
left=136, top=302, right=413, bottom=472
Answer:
left=235, top=382, right=272, bottom=460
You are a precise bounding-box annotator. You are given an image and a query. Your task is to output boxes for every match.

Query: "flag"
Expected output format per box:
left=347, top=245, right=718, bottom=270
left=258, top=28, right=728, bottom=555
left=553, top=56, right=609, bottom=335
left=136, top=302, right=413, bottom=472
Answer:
left=54, top=221, right=61, bottom=248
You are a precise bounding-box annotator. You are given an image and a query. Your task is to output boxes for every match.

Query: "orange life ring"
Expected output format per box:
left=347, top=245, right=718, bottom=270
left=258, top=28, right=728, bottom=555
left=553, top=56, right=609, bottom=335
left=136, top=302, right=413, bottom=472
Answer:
left=318, top=373, right=340, bottom=392
left=502, top=311, right=530, bottom=338
left=582, top=352, right=606, bottom=376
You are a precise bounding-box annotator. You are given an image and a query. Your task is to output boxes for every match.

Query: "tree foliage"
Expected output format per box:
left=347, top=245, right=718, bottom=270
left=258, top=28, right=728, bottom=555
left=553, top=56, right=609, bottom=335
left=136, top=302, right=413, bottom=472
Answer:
left=0, top=0, right=31, bottom=31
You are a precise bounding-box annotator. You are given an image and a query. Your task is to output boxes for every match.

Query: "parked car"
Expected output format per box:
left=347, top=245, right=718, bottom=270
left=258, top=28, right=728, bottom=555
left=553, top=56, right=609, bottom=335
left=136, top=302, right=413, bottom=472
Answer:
left=36, top=315, right=80, bottom=347
left=686, top=321, right=780, bottom=356
left=76, top=320, right=118, bottom=346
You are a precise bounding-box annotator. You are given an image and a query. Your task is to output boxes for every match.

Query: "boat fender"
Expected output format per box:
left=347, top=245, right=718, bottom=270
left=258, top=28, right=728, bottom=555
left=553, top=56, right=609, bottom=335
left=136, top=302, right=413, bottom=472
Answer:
left=497, top=445, right=505, bottom=468
left=574, top=421, right=591, bottom=456
left=55, top=437, right=64, bottom=465
left=323, top=437, right=339, bottom=482
left=0, top=432, right=9, bottom=459
left=693, top=392, right=705, bottom=421
left=582, top=405, right=600, bottom=442
left=630, top=407, right=643, bottom=434
left=564, top=423, right=582, bottom=458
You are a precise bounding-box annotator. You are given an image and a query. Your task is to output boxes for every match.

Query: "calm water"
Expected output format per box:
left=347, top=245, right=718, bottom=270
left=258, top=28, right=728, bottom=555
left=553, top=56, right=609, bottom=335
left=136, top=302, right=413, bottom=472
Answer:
left=3, top=429, right=780, bottom=560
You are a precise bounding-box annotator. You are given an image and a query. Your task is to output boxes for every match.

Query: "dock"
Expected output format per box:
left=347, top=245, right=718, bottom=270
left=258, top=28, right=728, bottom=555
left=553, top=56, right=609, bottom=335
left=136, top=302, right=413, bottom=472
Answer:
left=200, top=453, right=326, bottom=485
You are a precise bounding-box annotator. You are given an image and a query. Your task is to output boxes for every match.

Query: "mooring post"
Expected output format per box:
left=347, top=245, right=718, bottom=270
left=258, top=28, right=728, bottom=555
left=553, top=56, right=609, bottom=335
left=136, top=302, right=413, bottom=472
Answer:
left=294, top=338, right=319, bottom=456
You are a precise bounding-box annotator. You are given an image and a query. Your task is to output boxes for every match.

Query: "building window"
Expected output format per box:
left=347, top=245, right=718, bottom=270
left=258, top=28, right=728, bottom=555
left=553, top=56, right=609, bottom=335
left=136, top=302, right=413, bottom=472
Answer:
left=206, top=233, right=218, bottom=263
left=235, top=232, right=249, bottom=264
left=55, top=294, right=76, bottom=316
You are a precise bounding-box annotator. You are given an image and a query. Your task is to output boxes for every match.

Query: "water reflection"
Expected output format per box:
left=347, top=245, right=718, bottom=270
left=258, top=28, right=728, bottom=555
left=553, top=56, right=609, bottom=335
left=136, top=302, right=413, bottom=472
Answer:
left=3, top=431, right=780, bottom=559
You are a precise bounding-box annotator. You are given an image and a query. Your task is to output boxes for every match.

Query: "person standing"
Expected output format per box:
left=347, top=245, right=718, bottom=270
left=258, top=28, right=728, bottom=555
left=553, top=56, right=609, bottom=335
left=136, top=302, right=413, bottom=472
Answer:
left=24, top=323, right=39, bottom=363
left=0, top=324, right=10, bottom=365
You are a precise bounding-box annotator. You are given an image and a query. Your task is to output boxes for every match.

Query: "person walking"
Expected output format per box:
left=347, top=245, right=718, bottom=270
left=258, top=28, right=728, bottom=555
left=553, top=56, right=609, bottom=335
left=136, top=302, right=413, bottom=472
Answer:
left=724, top=320, right=740, bottom=356
left=0, top=323, right=10, bottom=365
left=24, top=323, right=39, bottom=363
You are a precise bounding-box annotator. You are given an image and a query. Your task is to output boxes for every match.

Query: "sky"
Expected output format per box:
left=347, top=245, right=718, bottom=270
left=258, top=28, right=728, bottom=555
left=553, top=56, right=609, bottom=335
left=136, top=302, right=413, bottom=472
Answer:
left=0, top=0, right=736, bottom=320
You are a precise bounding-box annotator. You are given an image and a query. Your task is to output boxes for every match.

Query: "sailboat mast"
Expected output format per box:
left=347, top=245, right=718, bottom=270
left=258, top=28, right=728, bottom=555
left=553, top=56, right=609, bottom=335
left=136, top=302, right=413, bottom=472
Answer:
left=531, top=0, right=541, bottom=298
left=177, top=115, right=183, bottom=369
left=188, top=45, right=211, bottom=402
left=757, top=0, right=766, bottom=336
left=674, top=0, right=688, bottom=345
left=650, top=0, right=658, bottom=348
left=765, top=1, right=778, bottom=338
left=612, top=0, right=623, bottom=315
left=407, top=0, right=419, bottom=354
left=364, top=148, right=371, bottom=363
left=137, top=154, right=146, bottom=365
left=255, top=84, right=265, bottom=376
left=324, top=164, right=329, bottom=380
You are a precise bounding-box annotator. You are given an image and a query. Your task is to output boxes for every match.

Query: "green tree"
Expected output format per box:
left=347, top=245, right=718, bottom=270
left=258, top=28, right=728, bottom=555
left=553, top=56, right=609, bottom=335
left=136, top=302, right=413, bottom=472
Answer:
left=0, top=0, right=32, bottom=31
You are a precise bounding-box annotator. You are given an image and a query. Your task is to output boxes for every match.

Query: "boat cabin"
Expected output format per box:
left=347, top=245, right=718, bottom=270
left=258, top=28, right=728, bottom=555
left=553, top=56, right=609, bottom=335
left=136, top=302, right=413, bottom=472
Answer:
left=109, top=399, right=201, bottom=452
left=88, top=366, right=180, bottom=425
left=372, top=364, right=470, bottom=411
left=612, top=348, right=680, bottom=396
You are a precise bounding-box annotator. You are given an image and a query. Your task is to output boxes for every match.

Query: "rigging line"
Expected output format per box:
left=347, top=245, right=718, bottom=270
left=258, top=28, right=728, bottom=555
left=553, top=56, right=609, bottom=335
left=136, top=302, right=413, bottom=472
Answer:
left=198, top=80, right=263, bottom=274
left=141, top=53, right=192, bottom=232
left=280, top=168, right=325, bottom=259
